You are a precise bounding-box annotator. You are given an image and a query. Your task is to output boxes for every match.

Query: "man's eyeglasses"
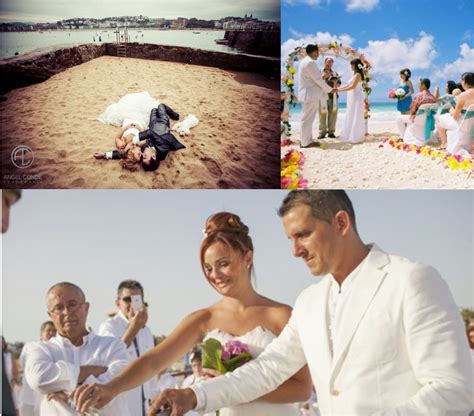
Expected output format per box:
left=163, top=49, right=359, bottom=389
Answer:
left=119, top=296, right=148, bottom=307
left=49, top=301, right=85, bottom=315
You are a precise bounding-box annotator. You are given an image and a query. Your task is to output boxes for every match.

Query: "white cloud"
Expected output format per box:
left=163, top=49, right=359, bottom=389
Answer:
left=281, top=31, right=354, bottom=60
left=462, top=30, right=473, bottom=41
left=432, top=43, right=474, bottom=82
left=360, top=32, right=438, bottom=82
left=345, top=0, right=379, bottom=12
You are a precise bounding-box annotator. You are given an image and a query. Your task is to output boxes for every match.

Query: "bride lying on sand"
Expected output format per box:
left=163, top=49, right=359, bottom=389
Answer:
left=93, top=121, right=145, bottom=171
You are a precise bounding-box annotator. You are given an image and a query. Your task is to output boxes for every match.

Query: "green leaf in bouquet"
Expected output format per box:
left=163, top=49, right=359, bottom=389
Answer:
left=223, top=352, right=253, bottom=372
left=201, top=338, right=227, bottom=373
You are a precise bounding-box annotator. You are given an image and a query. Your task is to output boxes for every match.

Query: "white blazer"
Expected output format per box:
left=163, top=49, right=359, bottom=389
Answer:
left=297, top=56, right=332, bottom=103
left=196, top=245, right=473, bottom=415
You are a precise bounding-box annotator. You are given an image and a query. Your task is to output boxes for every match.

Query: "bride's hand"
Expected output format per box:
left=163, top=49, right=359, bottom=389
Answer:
left=71, top=382, right=115, bottom=413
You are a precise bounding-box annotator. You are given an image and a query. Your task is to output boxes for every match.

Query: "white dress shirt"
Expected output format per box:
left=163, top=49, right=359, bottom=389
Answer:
left=327, top=255, right=367, bottom=355
left=98, top=311, right=158, bottom=415
left=24, top=329, right=131, bottom=416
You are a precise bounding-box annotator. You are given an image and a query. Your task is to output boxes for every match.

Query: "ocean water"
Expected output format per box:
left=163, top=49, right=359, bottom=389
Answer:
left=0, top=29, right=236, bottom=58
left=289, top=102, right=398, bottom=125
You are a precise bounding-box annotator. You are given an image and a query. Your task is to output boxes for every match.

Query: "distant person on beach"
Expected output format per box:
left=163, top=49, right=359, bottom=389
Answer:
left=23, top=282, right=131, bottom=415
left=19, top=321, right=57, bottom=416
left=98, top=280, right=158, bottom=416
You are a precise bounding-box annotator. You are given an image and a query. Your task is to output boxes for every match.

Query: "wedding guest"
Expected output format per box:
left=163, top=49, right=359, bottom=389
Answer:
left=436, top=72, right=474, bottom=150
left=151, top=190, right=473, bottom=416
left=396, top=68, right=414, bottom=115
left=98, top=280, right=158, bottom=416
left=19, top=321, right=57, bottom=416
left=2, top=336, right=19, bottom=413
left=24, top=282, right=131, bottom=415
left=73, top=212, right=311, bottom=416
left=181, top=351, right=205, bottom=389
left=396, top=78, right=437, bottom=139
left=318, top=58, right=340, bottom=139
left=298, top=44, right=334, bottom=148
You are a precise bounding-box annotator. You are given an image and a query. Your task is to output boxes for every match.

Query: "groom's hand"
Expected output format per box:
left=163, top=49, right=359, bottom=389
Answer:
left=148, top=388, right=197, bottom=416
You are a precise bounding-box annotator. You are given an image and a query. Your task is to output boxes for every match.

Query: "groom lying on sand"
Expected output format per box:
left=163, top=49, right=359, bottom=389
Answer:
left=147, top=190, right=472, bottom=415
left=95, top=103, right=185, bottom=172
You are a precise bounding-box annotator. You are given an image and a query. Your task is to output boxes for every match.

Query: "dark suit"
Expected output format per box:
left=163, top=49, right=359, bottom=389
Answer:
left=138, top=104, right=185, bottom=162
left=2, top=356, right=15, bottom=416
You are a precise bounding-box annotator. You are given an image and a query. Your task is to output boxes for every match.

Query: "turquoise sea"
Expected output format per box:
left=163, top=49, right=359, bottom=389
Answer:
left=0, top=29, right=236, bottom=58
left=289, top=101, right=398, bottom=124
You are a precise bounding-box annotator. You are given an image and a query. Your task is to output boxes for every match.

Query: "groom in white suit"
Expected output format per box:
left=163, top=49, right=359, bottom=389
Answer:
left=298, top=45, right=334, bottom=148
left=151, top=190, right=473, bottom=416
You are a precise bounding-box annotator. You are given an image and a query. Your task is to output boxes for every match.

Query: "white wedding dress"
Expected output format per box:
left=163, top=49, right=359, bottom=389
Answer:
left=202, top=326, right=300, bottom=416
left=97, top=91, right=160, bottom=129
left=340, top=75, right=366, bottom=144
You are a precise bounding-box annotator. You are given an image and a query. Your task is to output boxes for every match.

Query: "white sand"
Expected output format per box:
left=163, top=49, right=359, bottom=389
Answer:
left=284, top=122, right=473, bottom=189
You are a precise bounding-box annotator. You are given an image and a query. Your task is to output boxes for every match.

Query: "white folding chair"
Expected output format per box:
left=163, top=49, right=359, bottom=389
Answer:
left=404, top=103, right=438, bottom=146
left=446, top=104, right=474, bottom=157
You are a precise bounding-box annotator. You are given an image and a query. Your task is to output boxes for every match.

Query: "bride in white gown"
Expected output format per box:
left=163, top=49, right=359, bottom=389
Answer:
left=338, top=59, right=367, bottom=144
left=73, top=212, right=311, bottom=416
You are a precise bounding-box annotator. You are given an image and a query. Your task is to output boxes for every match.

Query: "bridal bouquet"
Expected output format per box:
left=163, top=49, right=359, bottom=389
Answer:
left=201, top=338, right=253, bottom=415
left=388, top=88, right=406, bottom=99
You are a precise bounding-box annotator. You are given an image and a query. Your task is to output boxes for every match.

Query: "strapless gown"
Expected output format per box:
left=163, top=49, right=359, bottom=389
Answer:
left=202, top=326, right=300, bottom=416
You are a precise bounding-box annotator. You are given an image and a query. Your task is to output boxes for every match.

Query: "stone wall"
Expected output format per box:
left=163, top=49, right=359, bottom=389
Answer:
left=105, top=43, right=279, bottom=76
left=0, top=44, right=105, bottom=94
left=0, top=43, right=279, bottom=94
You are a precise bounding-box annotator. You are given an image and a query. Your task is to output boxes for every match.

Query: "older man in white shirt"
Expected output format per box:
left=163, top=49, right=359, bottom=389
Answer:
left=151, top=190, right=473, bottom=416
left=24, top=282, right=131, bottom=416
left=98, top=280, right=158, bottom=416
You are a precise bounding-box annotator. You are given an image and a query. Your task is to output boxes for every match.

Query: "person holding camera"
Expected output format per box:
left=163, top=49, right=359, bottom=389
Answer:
left=319, top=58, right=341, bottom=139
left=98, top=280, right=158, bottom=416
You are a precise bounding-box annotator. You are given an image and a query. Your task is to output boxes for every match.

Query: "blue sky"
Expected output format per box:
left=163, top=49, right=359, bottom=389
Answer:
left=282, top=0, right=474, bottom=101
left=1, top=190, right=472, bottom=343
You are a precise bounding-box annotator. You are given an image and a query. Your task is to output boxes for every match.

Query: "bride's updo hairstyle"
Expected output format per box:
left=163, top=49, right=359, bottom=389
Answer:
left=200, top=212, right=254, bottom=277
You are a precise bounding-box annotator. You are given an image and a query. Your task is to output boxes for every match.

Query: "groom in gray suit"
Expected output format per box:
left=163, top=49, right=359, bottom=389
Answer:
left=150, top=190, right=473, bottom=416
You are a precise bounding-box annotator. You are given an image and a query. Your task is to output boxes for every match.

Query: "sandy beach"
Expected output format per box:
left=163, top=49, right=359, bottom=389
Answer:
left=0, top=56, right=279, bottom=188
left=285, top=121, right=473, bottom=189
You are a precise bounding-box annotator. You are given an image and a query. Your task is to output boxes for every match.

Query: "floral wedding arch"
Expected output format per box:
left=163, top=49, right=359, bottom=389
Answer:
left=281, top=42, right=374, bottom=145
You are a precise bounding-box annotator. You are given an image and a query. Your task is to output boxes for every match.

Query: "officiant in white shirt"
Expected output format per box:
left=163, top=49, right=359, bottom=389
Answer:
left=151, top=190, right=473, bottom=416
left=98, top=279, right=158, bottom=416
left=24, top=282, right=131, bottom=416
